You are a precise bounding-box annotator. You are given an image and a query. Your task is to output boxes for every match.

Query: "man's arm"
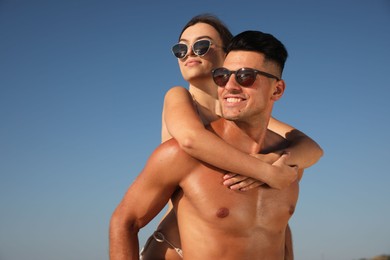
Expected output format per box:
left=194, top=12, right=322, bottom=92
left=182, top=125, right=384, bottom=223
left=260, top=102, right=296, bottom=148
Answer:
left=109, top=140, right=196, bottom=260
left=284, top=224, right=294, bottom=260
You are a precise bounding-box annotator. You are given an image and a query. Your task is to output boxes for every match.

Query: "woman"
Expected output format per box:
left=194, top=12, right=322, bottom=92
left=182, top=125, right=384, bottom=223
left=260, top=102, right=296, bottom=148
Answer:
left=140, top=14, right=323, bottom=259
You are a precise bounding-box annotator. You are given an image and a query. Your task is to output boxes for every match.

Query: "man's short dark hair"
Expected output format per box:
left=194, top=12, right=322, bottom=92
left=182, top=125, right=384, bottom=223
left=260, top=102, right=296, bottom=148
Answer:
left=227, top=30, right=288, bottom=73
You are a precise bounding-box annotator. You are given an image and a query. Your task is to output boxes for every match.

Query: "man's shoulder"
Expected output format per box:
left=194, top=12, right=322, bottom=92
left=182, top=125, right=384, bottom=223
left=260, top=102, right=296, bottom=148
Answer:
left=155, top=138, right=188, bottom=158
left=149, top=139, right=198, bottom=169
left=140, top=139, right=200, bottom=185
left=262, top=129, right=290, bottom=153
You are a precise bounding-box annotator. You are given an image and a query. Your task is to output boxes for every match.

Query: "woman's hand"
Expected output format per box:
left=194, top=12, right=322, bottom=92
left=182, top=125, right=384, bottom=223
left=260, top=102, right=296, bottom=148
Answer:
left=223, top=152, right=298, bottom=191
left=268, top=153, right=299, bottom=190
left=223, top=173, right=264, bottom=191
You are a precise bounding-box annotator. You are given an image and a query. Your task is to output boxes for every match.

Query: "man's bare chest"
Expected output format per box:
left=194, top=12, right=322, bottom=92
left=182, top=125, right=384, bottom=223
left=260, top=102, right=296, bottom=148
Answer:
left=175, top=164, right=299, bottom=230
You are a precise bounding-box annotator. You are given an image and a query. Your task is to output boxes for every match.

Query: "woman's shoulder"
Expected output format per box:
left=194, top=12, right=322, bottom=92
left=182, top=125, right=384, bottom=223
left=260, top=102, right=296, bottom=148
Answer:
left=165, top=86, right=190, bottom=96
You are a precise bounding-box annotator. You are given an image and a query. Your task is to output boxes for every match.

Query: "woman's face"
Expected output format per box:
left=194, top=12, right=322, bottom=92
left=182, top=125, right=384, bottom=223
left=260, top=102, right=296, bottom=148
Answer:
left=177, top=23, right=226, bottom=83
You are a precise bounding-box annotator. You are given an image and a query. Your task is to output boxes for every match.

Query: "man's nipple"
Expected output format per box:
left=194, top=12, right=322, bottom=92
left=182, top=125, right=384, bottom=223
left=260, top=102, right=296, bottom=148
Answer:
left=289, top=205, right=295, bottom=216
left=216, top=207, right=230, bottom=218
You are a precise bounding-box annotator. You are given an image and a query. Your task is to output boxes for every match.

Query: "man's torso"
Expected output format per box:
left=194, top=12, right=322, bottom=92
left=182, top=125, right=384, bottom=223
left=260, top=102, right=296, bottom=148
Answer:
left=172, top=128, right=300, bottom=259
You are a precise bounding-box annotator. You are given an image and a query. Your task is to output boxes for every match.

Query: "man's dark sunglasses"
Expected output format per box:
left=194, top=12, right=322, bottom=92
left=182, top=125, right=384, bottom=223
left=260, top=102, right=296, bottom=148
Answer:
left=212, top=67, right=280, bottom=87
left=172, top=39, right=213, bottom=59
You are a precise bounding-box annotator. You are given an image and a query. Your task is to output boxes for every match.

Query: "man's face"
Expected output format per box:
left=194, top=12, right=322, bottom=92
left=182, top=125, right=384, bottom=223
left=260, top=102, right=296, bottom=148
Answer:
left=218, top=51, right=285, bottom=124
left=178, top=23, right=226, bottom=82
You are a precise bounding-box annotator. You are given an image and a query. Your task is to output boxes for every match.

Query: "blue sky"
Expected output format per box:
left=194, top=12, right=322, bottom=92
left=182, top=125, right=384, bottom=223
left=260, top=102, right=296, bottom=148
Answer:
left=1, top=1, right=389, bottom=259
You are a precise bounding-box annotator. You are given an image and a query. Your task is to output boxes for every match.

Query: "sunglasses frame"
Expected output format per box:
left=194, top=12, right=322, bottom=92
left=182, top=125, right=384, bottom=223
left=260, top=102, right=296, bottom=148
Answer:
left=171, top=39, right=213, bottom=59
left=212, top=67, right=280, bottom=87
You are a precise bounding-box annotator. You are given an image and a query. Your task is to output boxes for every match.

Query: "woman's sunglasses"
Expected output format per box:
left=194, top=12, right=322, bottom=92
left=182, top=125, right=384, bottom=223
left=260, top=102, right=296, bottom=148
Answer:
left=172, top=39, right=214, bottom=59
left=212, top=67, right=280, bottom=87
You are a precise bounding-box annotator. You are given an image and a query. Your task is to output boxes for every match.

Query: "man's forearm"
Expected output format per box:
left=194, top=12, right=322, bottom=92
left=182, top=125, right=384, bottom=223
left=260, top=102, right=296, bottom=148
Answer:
left=109, top=214, right=140, bottom=260
left=109, top=229, right=140, bottom=259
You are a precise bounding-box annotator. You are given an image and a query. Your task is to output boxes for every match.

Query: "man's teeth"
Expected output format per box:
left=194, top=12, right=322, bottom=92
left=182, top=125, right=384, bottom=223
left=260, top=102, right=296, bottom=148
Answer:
left=226, top=97, right=242, bottom=103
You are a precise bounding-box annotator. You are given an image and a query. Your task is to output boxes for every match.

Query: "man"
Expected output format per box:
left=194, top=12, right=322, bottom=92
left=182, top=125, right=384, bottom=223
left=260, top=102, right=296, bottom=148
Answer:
left=110, top=30, right=302, bottom=259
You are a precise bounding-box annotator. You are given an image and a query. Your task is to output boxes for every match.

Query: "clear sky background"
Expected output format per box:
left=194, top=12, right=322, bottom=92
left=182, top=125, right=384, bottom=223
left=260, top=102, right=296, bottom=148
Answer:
left=1, top=1, right=389, bottom=260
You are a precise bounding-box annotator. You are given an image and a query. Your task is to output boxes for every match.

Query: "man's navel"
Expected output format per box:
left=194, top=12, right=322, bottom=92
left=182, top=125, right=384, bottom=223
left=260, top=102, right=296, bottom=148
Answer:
left=216, top=207, right=230, bottom=218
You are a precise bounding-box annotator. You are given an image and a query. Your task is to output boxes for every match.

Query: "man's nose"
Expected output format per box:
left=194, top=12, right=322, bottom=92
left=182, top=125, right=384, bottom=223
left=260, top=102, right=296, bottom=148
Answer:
left=224, top=75, right=241, bottom=91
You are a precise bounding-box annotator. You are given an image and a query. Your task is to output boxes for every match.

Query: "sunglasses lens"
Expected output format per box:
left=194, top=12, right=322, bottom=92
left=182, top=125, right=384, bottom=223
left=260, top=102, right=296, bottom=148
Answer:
left=236, top=69, right=256, bottom=86
left=212, top=68, right=231, bottom=86
left=193, top=40, right=211, bottom=56
left=172, top=43, right=188, bottom=59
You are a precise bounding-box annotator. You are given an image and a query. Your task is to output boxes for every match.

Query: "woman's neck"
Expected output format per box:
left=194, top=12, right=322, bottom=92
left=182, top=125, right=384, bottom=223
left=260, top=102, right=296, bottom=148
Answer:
left=188, top=82, right=221, bottom=117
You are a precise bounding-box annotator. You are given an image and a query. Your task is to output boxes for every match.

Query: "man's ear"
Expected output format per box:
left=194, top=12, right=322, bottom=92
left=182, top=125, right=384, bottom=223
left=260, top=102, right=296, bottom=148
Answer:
left=272, top=80, right=285, bottom=101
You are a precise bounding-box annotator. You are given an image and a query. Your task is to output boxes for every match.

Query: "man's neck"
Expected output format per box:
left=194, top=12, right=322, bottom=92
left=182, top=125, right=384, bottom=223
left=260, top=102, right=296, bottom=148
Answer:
left=209, top=118, right=268, bottom=154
